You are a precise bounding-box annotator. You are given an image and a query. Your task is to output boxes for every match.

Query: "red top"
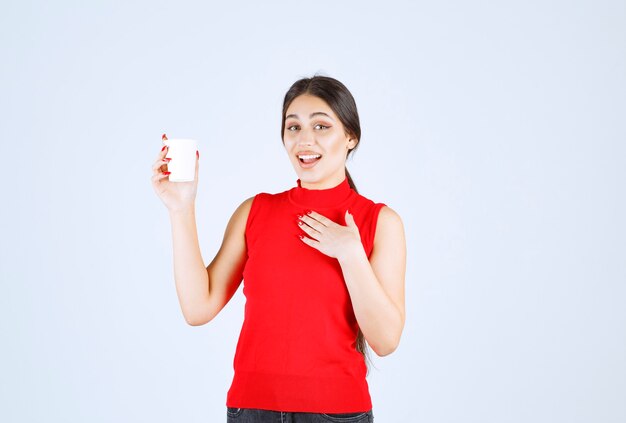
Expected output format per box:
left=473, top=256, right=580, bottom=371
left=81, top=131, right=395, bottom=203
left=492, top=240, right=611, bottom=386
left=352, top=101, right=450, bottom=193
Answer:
left=226, top=176, right=386, bottom=413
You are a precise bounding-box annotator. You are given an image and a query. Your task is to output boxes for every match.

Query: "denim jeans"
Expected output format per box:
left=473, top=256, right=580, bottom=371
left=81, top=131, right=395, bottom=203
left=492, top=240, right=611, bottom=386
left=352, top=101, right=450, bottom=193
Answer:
left=226, top=407, right=374, bottom=422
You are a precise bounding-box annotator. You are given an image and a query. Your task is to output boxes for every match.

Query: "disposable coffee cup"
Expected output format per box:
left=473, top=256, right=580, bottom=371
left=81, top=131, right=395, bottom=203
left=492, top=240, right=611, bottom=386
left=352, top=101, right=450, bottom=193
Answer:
left=163, top=138, right=198, bottom=182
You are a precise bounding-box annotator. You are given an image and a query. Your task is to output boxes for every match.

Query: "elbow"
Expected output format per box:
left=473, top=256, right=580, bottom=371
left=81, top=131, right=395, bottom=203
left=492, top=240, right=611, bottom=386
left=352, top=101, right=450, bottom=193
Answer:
left=371, top=332, right=402, bottom=357
left=184, top=311, right=212, bottom=327
left=185, top=315, right=203, bottom=326
left=370, top=314, right=404, bottom=357
left=186, top=319, right=203, bottom=327
left=372, top=339, right=400, bottom=357
left=368, top=325, right=404, bottom=357
left=183, top=299, right=216, bottom=326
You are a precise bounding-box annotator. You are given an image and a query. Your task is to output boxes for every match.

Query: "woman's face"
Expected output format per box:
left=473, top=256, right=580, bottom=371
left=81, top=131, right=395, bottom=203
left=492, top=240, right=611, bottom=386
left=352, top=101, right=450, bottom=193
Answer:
left=283, top=94, right=357, bottom=189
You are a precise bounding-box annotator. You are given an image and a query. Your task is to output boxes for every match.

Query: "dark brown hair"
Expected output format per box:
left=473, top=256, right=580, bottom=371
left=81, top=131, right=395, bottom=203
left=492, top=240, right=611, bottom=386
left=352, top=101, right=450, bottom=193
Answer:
left=280, top=74, right=373, bottom=374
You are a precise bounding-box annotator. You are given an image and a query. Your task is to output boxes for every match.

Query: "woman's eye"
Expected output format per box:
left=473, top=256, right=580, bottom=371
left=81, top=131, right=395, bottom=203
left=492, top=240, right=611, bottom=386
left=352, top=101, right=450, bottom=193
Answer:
left=287, top=125, right=298, bottom=131
left=315, top=124, right=330, bottom=130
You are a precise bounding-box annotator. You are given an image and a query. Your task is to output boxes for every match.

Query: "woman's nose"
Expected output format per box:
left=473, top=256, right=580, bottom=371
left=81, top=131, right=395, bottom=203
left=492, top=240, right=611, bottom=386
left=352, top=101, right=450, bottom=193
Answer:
left=297, top=128, right=314, bottom=145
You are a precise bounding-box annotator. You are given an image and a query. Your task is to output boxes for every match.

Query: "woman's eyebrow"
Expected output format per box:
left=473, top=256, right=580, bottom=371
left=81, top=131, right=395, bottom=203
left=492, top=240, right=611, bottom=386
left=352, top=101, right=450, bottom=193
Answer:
left=285, top=112, right=335, bottom=121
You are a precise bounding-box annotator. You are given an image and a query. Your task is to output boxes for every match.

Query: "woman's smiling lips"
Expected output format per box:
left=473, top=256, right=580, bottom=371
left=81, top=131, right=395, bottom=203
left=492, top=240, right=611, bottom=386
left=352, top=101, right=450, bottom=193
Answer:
left=297, top=151, right=323, bottom=168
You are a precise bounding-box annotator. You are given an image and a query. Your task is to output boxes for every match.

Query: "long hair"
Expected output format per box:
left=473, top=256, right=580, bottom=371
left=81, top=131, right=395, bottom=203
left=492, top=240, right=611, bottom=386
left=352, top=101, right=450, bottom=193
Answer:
left=280, top=74, right=373, bottom=375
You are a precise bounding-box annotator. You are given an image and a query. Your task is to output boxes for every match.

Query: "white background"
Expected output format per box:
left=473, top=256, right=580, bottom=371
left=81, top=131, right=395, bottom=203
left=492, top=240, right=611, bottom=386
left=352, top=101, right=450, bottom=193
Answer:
left=1, top=1, right=624, bottom=422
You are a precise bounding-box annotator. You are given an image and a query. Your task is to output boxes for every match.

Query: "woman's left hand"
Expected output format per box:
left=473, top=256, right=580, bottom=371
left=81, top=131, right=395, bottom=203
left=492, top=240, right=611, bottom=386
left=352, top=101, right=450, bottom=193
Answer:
left=297, top=210, right=363, bottom=261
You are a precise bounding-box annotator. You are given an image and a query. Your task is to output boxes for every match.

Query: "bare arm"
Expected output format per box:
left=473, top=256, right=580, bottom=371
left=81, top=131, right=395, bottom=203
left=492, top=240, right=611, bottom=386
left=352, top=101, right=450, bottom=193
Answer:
left=337, top=206, right=407, bottom=356
left=169, top=197, right=253, bottom=326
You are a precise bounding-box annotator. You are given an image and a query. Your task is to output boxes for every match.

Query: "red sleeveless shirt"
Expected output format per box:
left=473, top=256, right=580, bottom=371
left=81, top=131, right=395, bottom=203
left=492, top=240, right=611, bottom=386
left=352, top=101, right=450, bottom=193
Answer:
left=226, top=176, right=386, bottom=413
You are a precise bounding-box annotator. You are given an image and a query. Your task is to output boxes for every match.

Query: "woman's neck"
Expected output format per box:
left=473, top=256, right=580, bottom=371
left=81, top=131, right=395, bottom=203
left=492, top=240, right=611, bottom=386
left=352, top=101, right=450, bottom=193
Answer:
left=298, top=172, right=347, bottom=190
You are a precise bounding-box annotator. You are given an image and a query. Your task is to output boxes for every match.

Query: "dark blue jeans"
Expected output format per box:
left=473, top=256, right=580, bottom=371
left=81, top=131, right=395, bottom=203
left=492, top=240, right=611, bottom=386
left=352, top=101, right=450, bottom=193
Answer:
left=226, top=407, right=374, bottom=422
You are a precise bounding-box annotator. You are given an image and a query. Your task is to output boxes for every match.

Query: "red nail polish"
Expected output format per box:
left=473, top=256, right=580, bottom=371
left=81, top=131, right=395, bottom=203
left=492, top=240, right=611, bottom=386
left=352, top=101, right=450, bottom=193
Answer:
left=161, top=145, right=167, bottom=151
left=196, top=150, right=199, bottom=159
left=162, top=133, right=168, bottom=140
left=163, top=171, right=171, bottom=175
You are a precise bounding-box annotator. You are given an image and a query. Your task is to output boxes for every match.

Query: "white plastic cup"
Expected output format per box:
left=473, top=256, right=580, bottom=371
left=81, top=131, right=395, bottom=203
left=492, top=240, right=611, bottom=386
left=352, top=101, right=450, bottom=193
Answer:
left=163, top=138, right=198, bottom=182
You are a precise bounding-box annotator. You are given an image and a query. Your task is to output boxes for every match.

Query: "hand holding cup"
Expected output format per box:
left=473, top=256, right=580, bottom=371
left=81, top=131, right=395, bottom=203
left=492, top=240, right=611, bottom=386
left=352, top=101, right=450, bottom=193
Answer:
left=151, top=134, right=200, bottom=213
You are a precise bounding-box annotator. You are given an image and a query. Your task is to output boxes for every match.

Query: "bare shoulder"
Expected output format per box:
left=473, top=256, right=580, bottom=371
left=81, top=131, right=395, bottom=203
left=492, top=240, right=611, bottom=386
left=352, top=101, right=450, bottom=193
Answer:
left=238, top=195, right=256, bottom=212
left=231, top=195, right=255, bottom=224
left=375, top=205, right=405, bottom=239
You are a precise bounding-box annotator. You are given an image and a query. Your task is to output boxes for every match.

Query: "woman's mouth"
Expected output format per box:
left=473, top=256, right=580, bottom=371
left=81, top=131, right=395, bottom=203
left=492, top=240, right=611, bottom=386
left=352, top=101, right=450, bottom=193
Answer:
left=298, top=154, right=322, bottom=168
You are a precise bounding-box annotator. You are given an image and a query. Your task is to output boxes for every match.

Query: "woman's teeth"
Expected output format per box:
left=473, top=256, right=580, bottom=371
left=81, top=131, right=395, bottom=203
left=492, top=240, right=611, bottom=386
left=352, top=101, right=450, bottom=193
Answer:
left=298, top=154, right=321, bottom=163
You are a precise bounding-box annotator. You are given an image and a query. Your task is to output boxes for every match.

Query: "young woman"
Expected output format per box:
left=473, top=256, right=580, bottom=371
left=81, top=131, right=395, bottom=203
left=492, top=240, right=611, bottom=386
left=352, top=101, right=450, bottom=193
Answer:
left=151, top=75, right=406, bottom=423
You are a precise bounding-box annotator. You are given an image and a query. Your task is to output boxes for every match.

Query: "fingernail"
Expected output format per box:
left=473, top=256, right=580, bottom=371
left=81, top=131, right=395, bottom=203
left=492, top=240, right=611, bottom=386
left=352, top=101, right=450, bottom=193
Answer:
left=164, top=158, right=171, bottom=162
left=162, top=133, right=168, bottom=140
left=161, top=145, right=167, bottom=151
left=163, top=171, right=171, bottom=175
left=196, top=150, right=199, bottom=159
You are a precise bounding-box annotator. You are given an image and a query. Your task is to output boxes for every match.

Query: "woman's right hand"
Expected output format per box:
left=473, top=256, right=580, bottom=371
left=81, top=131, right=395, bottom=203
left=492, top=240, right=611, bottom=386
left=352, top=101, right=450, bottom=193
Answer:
left=151, top=134, right=200, bottom=213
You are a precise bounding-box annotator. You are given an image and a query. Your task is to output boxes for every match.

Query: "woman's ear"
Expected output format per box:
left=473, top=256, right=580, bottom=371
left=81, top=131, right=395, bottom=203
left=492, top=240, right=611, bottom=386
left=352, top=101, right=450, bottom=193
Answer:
left=347, top=137, right=358, bottom=150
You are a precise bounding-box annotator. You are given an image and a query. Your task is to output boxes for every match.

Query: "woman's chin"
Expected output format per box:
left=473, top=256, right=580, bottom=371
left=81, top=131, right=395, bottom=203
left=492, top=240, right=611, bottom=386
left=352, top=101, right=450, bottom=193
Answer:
left=296, top=172, right=318, bottom=182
